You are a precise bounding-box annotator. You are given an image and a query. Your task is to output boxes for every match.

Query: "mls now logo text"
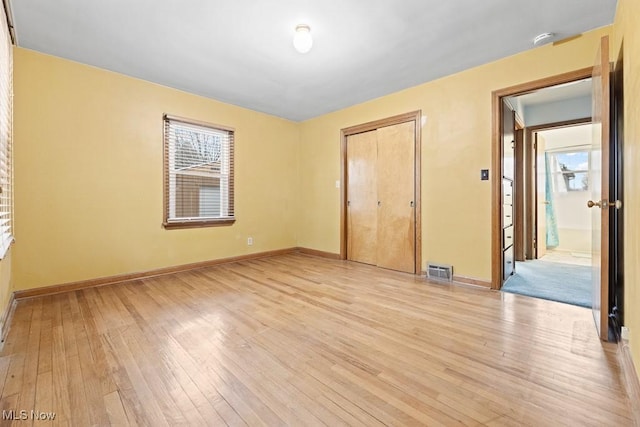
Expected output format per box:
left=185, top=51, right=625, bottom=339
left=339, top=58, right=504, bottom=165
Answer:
left=2, top=410, right=56, bottom=421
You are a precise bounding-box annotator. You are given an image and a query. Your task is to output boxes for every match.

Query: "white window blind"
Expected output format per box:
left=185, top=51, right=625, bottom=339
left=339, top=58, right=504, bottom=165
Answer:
left=163, top=115, right=235, bottom=228
left=0, top=1, right=13, bottom=258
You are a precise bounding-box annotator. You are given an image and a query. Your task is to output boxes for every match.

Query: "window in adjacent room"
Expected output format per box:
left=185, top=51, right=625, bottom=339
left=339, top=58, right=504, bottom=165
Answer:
left=0, top=1, right=13, bottom=258
left=163, top=115, right=235, bottom=229
left=548, top=148, right=590, bottom=193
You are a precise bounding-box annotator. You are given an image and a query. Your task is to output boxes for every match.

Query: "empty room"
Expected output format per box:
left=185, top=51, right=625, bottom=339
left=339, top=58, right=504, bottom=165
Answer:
left=0, top=0, right=638, bottom=425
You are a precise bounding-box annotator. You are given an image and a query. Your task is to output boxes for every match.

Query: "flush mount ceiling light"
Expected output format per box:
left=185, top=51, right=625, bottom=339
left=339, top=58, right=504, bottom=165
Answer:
left=533, top=32, right=555, bottom=46
left=293, top=24, right=313, bottom=54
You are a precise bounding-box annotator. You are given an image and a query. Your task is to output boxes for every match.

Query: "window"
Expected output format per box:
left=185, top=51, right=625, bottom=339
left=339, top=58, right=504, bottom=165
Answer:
left=548, top=149, right=590, bottom=193
left=163, top=115, right=235, bottom=229
left=0, top=2, right=13, bottom=258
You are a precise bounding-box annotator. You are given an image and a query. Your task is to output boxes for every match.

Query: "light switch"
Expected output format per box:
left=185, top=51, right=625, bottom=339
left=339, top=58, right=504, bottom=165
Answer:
left=335, top=180, right=340, bottom=188
left=481, top=169, right=489, bottom=181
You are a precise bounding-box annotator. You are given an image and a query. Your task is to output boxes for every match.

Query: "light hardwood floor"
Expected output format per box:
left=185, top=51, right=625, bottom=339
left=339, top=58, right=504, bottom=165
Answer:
left=0, top=254, right=635, bottom=426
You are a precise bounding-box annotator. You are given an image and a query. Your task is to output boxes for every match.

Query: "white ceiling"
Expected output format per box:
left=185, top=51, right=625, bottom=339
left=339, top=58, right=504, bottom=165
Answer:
left=10, top=0, right=617, bottom=121
left=505, top=78, right=593, bottom=126
left=540, top=124, right=594, bottom=151
left=514, top=79, right=593, bottom=107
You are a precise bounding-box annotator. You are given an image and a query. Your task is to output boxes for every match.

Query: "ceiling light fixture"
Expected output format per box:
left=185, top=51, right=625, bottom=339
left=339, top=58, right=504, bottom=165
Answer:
left=533, top=32, right=555, bottom=46
left=293, top=24, right=313, bottom=54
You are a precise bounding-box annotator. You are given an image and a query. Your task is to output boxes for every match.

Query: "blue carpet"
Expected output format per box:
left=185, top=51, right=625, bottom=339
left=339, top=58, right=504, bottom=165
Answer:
left=501, top=260, right=592, bottom=308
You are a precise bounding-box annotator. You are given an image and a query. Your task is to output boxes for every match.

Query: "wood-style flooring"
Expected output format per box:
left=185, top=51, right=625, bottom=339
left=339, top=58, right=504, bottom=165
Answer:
left=0, top=254, right=635, bottom=426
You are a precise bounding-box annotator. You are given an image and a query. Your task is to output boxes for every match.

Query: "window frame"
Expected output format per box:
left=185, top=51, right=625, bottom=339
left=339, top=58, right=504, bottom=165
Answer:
left=162, top=114, right=235, bottom=230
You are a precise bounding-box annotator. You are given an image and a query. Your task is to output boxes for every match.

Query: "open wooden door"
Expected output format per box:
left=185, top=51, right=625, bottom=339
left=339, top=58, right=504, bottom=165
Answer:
left=589, top=36, right=611, bottom=341
left=536, top=134, right=547, bottom=259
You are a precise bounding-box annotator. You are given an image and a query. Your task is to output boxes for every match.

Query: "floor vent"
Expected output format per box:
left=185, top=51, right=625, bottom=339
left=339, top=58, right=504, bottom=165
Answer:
left=427, top=263, right=453, bottom=282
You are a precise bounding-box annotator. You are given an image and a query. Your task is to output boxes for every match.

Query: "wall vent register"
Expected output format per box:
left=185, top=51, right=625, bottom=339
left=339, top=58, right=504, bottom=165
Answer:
left=427, top=263, right=453, bottom=282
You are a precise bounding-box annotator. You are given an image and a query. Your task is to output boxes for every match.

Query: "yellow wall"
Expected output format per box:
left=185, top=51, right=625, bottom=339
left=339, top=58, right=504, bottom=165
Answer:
left=298, top=27, right=610, bottom=281
left=613, top=0, right=640, bottom=379
left=13, top=48, right=299, bottom=290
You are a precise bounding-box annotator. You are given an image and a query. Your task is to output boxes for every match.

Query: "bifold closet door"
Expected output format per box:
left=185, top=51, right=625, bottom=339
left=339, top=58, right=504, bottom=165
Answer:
left=376, top=122, right=416, bottom=273
left=346, top=130, right=378, bottom=265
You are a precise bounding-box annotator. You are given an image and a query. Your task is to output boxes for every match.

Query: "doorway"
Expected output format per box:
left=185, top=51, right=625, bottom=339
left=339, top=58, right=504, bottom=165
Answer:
left=340, top=111, right=422, bottom=274
left=492, top=68, right=595, bottom=289
left=493, top=36, right=623, bottom=342
left=503, top=119, right=595, bottom=308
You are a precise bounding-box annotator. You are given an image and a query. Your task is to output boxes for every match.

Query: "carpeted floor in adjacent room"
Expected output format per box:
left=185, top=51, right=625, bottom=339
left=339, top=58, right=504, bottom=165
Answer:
left=501, top=259, right=592, bottom=308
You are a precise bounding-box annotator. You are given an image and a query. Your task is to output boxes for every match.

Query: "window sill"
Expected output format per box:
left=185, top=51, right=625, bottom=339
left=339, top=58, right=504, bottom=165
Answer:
left=163, top=218, right=236, bottom=230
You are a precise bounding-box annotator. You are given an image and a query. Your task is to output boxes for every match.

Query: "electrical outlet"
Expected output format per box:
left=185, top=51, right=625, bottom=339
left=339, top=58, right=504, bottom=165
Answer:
left=621, top=326, right=630, bottom=340
left=247, top=237, right=253, bottom=246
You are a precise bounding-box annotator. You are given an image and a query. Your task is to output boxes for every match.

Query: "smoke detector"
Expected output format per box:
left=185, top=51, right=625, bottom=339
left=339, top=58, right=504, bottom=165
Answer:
left=533, top=32, right=555, bottom=46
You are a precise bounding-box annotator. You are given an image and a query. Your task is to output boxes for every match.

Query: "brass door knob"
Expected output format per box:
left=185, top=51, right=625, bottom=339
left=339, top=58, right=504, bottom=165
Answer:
left=588, top=199, right=623, bottom=209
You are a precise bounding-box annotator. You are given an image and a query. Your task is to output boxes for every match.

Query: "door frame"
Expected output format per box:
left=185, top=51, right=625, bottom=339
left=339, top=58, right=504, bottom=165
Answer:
left=491, top=68, right=593, bottom=289
left=340, top=110, right=422, bottom=274
left=525, top=118, right=592, bottom=259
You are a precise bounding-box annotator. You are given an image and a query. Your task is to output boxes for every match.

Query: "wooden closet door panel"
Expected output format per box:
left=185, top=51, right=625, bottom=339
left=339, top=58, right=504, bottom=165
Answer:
left=376, top=121, right=416, bottom=273
left=346, top=130, right=378, bottom=265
